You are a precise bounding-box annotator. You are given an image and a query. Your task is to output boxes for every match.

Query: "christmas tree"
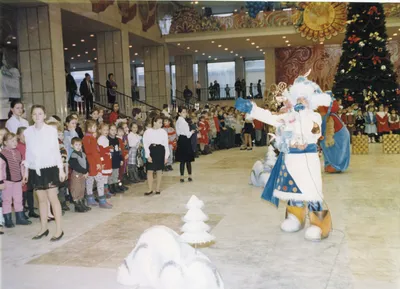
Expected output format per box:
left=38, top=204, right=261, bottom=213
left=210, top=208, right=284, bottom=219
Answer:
left=181, top=195, right=215, bottom=245
left=332, top=3, right=399, bottom=108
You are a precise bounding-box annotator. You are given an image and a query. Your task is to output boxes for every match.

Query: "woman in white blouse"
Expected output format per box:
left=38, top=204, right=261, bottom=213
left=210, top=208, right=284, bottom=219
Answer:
left=175, top=108, right=195, bottom=183
left=142, top=116, right=169, bottom=196
left=5, top=100, right=29, bottom=133
left=23, top=105, right=65, bottom=241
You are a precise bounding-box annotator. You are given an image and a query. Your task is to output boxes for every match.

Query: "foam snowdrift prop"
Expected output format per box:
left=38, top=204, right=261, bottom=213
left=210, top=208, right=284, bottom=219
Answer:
left=117, top=225, right=223, bottom=289
left=249, top=145, right=277, bottom=187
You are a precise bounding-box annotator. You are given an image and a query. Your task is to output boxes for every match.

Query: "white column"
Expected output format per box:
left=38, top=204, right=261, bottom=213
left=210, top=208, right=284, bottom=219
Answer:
left=235, top=57, right=245, bottom=80
left=264, top=48, right=276, bottom=89
left=175, top=55, right=194, bottom=92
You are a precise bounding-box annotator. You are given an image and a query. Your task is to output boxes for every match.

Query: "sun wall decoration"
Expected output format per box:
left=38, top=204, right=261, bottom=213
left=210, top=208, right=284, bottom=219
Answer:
left=292, top=2, right=347, bottom=42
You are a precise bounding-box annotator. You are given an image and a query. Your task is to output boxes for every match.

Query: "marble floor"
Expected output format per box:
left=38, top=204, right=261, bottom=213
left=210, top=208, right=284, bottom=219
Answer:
left=1, top=144, right=399, bottom=289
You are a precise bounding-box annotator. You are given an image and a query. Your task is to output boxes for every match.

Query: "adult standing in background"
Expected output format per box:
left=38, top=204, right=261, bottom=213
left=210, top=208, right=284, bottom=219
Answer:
left=5, top=100, right=29, bottom=133
left=79, top=73, right=94, bottom=119
left=66, top=70, right=77, bottom=111
left=235, top=78, right=241, bottom=98
left=241, top=79, right=246, bottom=98
left=183, top=85, right=193, bottom=108
left=213, top=80, right=220, bottom=100
left=196, top=81, right=201, bottom=101
left=257, top=79, right=262, bottom=99
left=106, top=73, right=117, bottom=104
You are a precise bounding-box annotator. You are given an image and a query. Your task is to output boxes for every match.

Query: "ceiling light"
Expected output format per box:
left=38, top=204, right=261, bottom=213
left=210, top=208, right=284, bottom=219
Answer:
left=202, top=7, right=205, bottom=10
left=211, top=41, right=215, bottom=43
left=90, top=34, right=94, bottom=37
left=260, top=49, right=263, bottom=52
left=389, top=37, right=393, bottom=40
left=85, top=51, right=88, bottom=54
left=94, top=58, right=97, bottom=60
left=394, top=33, right=398, bottom=36
left=132, top=60, right=135, bottom=63
left=134, top=53, right=138, bottom=56
left=77, top=54, right=80, bottom=57
left=177, top=43, right=181, bottom=46
left=208, top=56, right=211, bottom=58
left=141, top=62, right=144, bottom=65
left=282, top=36, right=286, bottom=39
left=224, top=48, right=228, bottom=50
left=263, top=52, right=266, bottom=54
left=218, top=44, right=222, bottom=47
left=81, top=39, right=85, bottom=42
left=64, top=48, right=68, bottom=51
left=320, top=41, right=323, bottom=44
left=6, top=41, right=11, bottom=44
left=202, top=53, right=205, bottom=55
left=71, top=57, right=74, bottom=59
left=398, top=28, right=400, bottom=31
left=256, top=46, right=259, bottom=48
left=246, top=38, right=250, bottom=41
left=72, top=44, right=76, bottom=47
left=73, top=67, right=76, bottom=69
left=246, top=12, right=248, bottom=14
left=230, top=51, right=233, bottom=53
left=251, top=42, right=255, bottom=45
left=129, top=45, right=132, bottom=48
left=234, top=9, right=237, bottom=12
left=12, top=36, right=16, bottom=40
left=214, top=58, right=218, bottom=60
left=285, top=40, right=289, bottom=43
left=240, top=56, right=243, bottom=59
left=186, top=47, right=190, bottom=50
left=195, top=50, right=198, bottom=52
left=88, top=60, right=91, bottom=63
left=287, top=44, right=291, bottom=47
left=93, top=48, right=96, bottom=51
left=195, top=1, right=198, bottom=4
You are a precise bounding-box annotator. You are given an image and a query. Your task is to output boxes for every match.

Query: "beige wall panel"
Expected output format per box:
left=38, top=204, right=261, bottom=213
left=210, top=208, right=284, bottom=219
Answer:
left=112, top=31, right=122, bottom=63
left=151, top=71, right=158, bottom=86
left=121, top=29, right=131, bottom=96
left=106, top=63, right=115, bottom=80
left=96, top=33, right=106, bottom=64
left=150, top=47, right=158, bottom=72
left=158, top=71, right=166, bottom=96
left=17, top=9, right=29, bottom=51
left=43, top=92, right=56, bottom=116
left=19, top=51, right=32, bottom=94
left=104, top=31, right=114, bottom=63
left=97, top=63, right=107, bottom=87
left=27, top=8, right=40, bottom=50
left=157, top=46, right=165, bottom=68
left=40, top=49, right=54, bottom=92
left=113, top=62, right=124, bottom=92
left=38, top=6, right=50, bottom=49
left=32, top=92, right=44, bottom=105
left=29, top=50, right=43, bottom=92
left=22, top=93, right=34, bottom=117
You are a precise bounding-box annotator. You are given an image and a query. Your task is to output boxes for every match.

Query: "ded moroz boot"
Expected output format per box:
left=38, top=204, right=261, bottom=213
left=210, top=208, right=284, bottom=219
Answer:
left=305, top=210, right=332, bottom=241
left=280, top=206, right=306, bottom=233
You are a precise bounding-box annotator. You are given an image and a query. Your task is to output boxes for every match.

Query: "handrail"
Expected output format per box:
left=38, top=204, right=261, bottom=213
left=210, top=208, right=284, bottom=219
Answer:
left=95, top=82, right=161, bottom=112
left=175, top=90, right=216, bottom=108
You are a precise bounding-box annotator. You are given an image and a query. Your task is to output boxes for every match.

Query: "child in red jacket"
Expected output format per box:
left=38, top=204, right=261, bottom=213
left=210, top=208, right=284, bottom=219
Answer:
left=82, top=120, right=112, bottom=209
left=109, top=103, right=120, bottom=124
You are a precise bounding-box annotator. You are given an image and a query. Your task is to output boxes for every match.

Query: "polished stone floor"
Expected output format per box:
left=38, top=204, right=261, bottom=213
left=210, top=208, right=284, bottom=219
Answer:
left=1, top=144, right=399, bottom=289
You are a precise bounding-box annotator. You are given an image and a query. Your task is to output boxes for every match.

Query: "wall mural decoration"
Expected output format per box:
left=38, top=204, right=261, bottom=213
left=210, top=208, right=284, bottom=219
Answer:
left=90, top=0, right=158, bottom=31
left=292, top=2, right=347, bottom=42
left=276, top=41, right=400, bottom=91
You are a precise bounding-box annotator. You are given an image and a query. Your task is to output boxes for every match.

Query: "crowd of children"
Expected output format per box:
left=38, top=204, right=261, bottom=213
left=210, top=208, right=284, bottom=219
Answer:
left=337, top=100, right=399, bottom=142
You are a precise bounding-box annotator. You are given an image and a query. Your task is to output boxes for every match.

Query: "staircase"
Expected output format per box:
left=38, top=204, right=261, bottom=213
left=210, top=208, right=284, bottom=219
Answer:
left=94, top=83, right=161, bottom=118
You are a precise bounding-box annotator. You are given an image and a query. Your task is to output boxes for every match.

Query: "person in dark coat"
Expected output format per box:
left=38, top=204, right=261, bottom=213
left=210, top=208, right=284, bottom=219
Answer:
left=66, top=70, right=77, bottom=111
left=106, top=73, right=118, bottom=104
left=79, top=73, right=94, bottom=119
left=234, top=78, right=241, bottom=98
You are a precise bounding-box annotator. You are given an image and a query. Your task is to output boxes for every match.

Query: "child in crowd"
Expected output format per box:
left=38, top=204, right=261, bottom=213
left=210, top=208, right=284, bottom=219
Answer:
left=0, top=132, right=32, bottom=228
left=212, top=110, right=220, bottom=149
left=69, top=137, right=90, bottom=213
left=364, top=106, right=377, bottom=143
left=90, top=108, right=100, bottom=125
left=97, top=123, right=114, bottom=201
left=109, top=103, right=120, bottom=124
left=355, top=110, right=365, bottom=136
left=218, top=110, right=228, bottom=149
left=98, top=109, right=104, bottom=124
left=163, top=118, right=176, bottom=170
left=64, top=115, right=79, bottom=160
left=127, top=123, right=142, bottom=183
left=225, top=85, right=230, bottom=98
left=5, top=100, right=29, bottom=133
left=376, top=105, right=390, bottom=141
left=234, top=112, right=244, bottom=147
left=198, top=115, right=210, bottom=154
left=83, top=120, right=110, bottom=208
left=107, top=124, right=125, bottom=194
left=389, top=109, right=400, bottom=133
left=0, top=128, right=6, bottom=234
left=242, top=115, right=254, bottom=150
left=117, top=125, right=129, bottom=189
left=71, top=113, right=84, bottom=139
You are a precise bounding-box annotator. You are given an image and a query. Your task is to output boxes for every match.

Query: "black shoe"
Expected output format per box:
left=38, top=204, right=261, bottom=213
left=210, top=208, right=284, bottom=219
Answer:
left=155, top=191, right=161, bottom=195
left=180, top=178, right=184, bottom=183
left=168, top=166, right=173, bottom=171
left=188, top=177, right=193, bottom=182
left=61, top=201, right=70, bottom=211
left=28, top=211, right=40, bottom=218
left=74, top=201, right=86, bottom=213
left=24, top=212, right=30, bottom=220
left=3, top=213, right=15, bottom=228
left=80, top=199, right=91, bottom=211
left=32, top=229, right=49, bottom=240
left=119, top=184, right=128, bottom=191
left=50, top=231, right=64, bottom=242
left=144, top=191, right=153, bottom=196
left=16, top=211, right=32, bottom=225
left=47, top=217, right=55, bottom=222
left=108, top=185, right=117, bottom=196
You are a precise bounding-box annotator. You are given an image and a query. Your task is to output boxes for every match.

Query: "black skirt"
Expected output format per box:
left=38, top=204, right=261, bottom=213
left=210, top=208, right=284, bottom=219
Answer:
left=244, top=123, right=254, bottom=134
left=28, top=166, right=60, bottom=191
left=146, top=145, right=165, bottom=171
left=175, top=135, right=195, bottom=162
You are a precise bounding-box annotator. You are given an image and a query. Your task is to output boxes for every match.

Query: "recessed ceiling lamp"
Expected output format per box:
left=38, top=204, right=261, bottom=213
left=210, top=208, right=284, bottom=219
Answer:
left=85, top=51, right=88, bottom=54
left=218, top=44, right=222, bottom=47
left=187, top=46, right=190, bottom=49
left=263, top=52, right=266, bottom=54
left=224, top=48, right=228, bottom=50
left=202, top=7, right=205, bottom=10
left=94, top=58, right=97, bottom=60
left=285, top=40, right=289, bottom=43
left=90, top=34, right=94, bottom=37
left=256, top=46, right=259, bottom=48
left=194, top=1, right=198, bottom=4
left=394, top=33, right=398, bottom=36
left=129, top=45, right=133, bottom=48
left=93, top=48, right=96, bottom=51
left=195, top=50, right=198, bottom=52
left=12, top=36, right=16, bottom=40
left=320, top=41, right=323, bottom=44
left=282, top=36, right=286, bottom=39
left=287, top=44, right=291, bottom=47
left=134, top=53, right=138, bottom=56
left=73, top=67, right=76, bottom=69
left=71, top=57, right=74, bottom=59
left=208, top=56, right=211, bottom=58
left=132, top=60, right=135, bottom=63
left=211, top=41, right=215, bottom=43
left=72, top=44, right=76, bottom=46
left=246, top=38, right=250, bottom=41
left=202, top=53, right=205, bottom=55
left=81, top=39, right=85, bottom=42
left=214, top=58, right=218, bottom=60
left=251, top=42, right=255, bottom=45
left=77, top=54, right=81, bottom=57
left=141, top=62, right=144, bottom=65
left=398, top=28, right=400, bottom=31
left=259, top=49, right=263, bottom=51
left=389, top=37, right=393, bottom=40
left=64, top=48, right=68, bottom=50
left=240, top=56, right=243, bottom=58
left=6, top=41, right=11, bottom=44
left=234, top=9, right=237, bottom=12
left=88, top=60, right=91, bottom=62
left=235, top=54, right=238, bottom=56
left=177, top=43, right=181, bottom=46
left=230, top=51, right=233, bottom=53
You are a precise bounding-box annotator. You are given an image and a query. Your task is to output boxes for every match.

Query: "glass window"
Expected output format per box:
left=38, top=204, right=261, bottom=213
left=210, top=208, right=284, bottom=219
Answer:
left=245, top=60, right=265, bottom=97
left=71, top=70, right=93, bottom=89
left=171, top=65, right=176, bottom=97
left=194, top=63, right=198, bottom=84
left=207, top=61, right=235, bottom=99
left=135, top=67, right=145, bottom=87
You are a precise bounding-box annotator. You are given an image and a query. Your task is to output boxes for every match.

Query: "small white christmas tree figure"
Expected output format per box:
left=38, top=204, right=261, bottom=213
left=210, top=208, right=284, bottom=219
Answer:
left=264, top=145, right=277, bottom=172
left=181, top=195, right=215, bottom=246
